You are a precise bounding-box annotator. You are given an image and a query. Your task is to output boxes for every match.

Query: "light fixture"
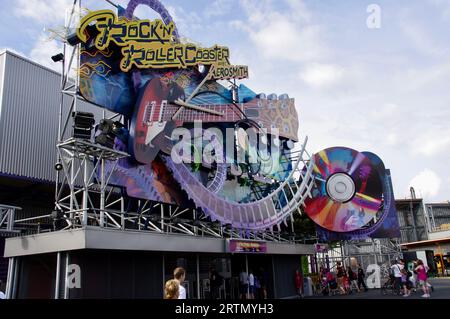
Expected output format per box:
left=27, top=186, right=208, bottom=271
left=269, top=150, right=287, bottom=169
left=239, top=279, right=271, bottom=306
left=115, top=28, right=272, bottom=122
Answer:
left=51, top=53, right=64, bottom=63
left=72, top=111, right=95, bottom=140
left=95, top=119, right=124, bottom=148
left=54, top=162, right=63, bottom=171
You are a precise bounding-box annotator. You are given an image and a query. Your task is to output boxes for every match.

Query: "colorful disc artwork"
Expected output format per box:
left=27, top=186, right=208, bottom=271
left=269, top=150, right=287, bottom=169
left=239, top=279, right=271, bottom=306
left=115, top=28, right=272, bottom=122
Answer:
left=304, top=147, right=383, bottom=232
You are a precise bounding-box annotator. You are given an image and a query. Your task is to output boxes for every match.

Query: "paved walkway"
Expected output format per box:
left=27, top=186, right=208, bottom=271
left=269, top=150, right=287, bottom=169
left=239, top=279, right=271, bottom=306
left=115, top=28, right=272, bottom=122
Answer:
left=307, top=278, right=450, bottom=299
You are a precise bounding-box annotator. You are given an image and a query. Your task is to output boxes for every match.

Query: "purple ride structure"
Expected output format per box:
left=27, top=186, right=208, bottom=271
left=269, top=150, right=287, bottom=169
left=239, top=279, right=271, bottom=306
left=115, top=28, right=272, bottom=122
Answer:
left=0, top=0, right=399, bottom=299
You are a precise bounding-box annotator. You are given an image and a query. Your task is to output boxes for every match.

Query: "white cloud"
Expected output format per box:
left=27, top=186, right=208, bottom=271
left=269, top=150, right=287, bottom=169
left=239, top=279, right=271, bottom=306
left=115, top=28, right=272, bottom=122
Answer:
left=409, top=169, right=441, bottom=199
left=167, top=5, right=202, bottom=37
left=299, top=63, right=344, bottom=88
left=428, top=0, right=450, bottom=19
left=386, top=133, right=399, bottom=146
left=410, top=129, right=450, bottom=157
left=29, top=34, right=63, bottom=72
left=233, top=0, right=327, bottom=63
left=204, top=0, right=233, bottom=18
left=394, top=61, right=450, bottom=92
left=133, top=5, right=163, bottom=21
left=399, top=12, right=446, bottom=57
left=370, top=103, right=400, bottom=120
left=14, top=0, right=72, bottom=24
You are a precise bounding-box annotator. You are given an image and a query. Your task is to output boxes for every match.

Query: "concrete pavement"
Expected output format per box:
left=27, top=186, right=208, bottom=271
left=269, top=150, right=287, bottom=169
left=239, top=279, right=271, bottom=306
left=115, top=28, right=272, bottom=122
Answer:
left=307, top=278, right=450, bottom=299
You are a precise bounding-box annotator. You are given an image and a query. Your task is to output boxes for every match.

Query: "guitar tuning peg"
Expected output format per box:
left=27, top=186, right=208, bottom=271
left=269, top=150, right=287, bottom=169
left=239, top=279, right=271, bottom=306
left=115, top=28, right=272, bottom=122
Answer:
left=256, top=93, right=266, bottom=100
left=278, top=94, right=290, bottom=100
left=267, top=94, right=278, bottom=100
left=285, top=139, right=295, bottom=150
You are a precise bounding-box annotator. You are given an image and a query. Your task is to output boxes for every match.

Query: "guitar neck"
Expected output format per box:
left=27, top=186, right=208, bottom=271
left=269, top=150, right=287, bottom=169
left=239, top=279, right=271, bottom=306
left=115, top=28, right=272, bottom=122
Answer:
left=162, top=103, right=243, bottom=123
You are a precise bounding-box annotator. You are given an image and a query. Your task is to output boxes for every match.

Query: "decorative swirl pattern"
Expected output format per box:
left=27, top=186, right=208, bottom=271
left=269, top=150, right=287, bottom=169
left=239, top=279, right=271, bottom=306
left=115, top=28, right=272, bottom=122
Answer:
left=124, top=0, right=181, bottom=94
left=125, top=0, right=180, bottom=40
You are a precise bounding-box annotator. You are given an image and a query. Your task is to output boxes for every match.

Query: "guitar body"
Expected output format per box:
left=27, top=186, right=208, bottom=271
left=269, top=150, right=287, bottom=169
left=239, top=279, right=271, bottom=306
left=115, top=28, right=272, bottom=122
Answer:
left=129, top=77, right=185, bottom=165
left=129, top=77, right=299, bottom=165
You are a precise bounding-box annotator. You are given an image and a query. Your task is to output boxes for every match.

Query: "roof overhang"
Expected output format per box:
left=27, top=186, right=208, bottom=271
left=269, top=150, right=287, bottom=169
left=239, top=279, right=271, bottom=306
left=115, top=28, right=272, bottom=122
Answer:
left=400, top=237, right=450, bottom=248
left=3, top=226, right=315, bottom=257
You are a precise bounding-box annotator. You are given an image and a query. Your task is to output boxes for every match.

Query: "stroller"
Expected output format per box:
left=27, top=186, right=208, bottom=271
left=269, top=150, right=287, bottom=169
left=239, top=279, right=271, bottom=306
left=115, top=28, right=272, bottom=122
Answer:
left=321, top=275, right=340, bottom=296
left=328, top=279, right=340, bottom=296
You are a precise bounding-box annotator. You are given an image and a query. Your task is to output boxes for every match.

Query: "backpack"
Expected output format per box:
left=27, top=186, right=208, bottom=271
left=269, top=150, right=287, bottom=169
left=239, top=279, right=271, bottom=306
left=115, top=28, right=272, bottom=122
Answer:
left=388, top=267, right=394, bottom=276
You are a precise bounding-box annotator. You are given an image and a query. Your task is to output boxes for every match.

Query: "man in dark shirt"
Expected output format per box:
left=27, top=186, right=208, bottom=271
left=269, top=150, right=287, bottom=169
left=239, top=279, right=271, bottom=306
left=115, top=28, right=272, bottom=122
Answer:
left=209, top=266, right=222, bottom=299
left=357, top=264, right=368, bottom=292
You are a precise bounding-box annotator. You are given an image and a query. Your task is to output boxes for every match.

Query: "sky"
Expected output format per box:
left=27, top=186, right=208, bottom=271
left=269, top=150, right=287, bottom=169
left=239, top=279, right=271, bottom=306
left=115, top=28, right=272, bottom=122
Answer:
left=0, top=0, right=449, bottom=203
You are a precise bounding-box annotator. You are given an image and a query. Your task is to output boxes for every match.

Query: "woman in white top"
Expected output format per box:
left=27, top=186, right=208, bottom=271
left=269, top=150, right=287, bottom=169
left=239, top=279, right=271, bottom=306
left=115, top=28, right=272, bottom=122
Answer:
left=174, top=267, right=187, bottom=299
left=248, top=270, right=255, bottom=299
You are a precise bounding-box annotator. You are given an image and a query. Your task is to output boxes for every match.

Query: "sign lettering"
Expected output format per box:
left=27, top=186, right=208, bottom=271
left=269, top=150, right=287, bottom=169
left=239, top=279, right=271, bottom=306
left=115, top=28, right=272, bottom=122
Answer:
left=77, top=10, right=235, bottom=72
left=211, top=64, right=249, bottom=80
left=229, top=240, right=267, bottom=253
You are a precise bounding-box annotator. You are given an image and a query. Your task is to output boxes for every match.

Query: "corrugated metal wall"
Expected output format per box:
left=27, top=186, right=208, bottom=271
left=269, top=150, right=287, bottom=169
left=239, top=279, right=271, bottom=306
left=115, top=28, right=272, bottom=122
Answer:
left=397, top=201, right=428, bottom=243
left=0, top=52, right=6, bottom=149
left=0, top=51, right=60, bottom=182
left=427, top=204, right=450, bottom=229
left=0, top=51, right=113, bottom=183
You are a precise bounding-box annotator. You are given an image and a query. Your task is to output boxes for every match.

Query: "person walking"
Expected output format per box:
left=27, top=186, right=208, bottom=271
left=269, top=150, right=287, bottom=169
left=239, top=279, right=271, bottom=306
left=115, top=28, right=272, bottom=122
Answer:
left=259, top=267, right=268, bottom=299
left=347, top=267, right=360, bottom=293
left=390, top=260, right=403, bottom=295
left=209, top=266, right=222, bottom=299
left=174, top=267, right=187, bottom=299
left=336, top=261, right=346, bottom=295
left=342, top=268, right=351, bottom=294
left=239, top=269, right=249, bottom=299
left=357, top=264, right=368, bottom=292
left=295, top=269, right=304, bottom=298
left=164, top=279, right=180, bottom=299
left=248, top=269, right=255, bottom=299
left=423, top=263, right=435, bottom=292
left=401, top=268, right=411, bottom=297
left=415, top=259, right=430, bottom=298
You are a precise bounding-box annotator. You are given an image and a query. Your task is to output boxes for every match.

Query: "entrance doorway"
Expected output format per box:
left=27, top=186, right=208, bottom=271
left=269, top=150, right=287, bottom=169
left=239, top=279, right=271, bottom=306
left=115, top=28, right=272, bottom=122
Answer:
left=230, top=254, right=274, bottom=299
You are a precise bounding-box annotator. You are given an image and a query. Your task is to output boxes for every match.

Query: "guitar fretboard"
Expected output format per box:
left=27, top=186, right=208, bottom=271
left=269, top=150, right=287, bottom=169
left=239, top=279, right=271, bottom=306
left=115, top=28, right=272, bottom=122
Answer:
left=161, top=103, right=244, bottom=122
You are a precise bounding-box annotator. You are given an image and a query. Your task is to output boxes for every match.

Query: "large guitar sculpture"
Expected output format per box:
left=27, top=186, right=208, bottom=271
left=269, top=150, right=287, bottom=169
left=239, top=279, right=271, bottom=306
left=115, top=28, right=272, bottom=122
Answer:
left=130, top=77, right=299, bottom=165
left=129, top=77, right=184, bottom=164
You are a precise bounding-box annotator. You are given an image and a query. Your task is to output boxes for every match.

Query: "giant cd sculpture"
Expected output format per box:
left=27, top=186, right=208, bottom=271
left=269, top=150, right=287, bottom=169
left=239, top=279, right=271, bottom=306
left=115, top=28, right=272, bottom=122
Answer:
left=75, top=0, right=315, bottom=233
left=304, top=147, right=383, bottom=233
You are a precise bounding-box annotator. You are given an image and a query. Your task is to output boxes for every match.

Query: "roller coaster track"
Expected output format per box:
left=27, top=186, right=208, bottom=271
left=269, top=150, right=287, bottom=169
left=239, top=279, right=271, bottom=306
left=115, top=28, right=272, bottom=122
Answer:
left=162, top=137, right=316, bottom=231
left=124, top=0, right=180, bottom=39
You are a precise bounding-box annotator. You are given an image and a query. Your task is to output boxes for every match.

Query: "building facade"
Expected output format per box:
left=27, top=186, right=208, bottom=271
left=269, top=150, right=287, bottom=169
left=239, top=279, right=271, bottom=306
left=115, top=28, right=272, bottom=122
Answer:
left=0, top=50, right=314, bottom=299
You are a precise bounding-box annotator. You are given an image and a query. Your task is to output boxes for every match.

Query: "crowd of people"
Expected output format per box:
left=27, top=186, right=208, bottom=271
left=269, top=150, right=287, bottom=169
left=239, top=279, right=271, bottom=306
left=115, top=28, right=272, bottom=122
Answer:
left=163, top=266, right=269, bottom=299
left=315, top=261, right=369, bottom=296
left=389, top=258, right=433, bottom=298
left=312, top=258, right=434, bottom=298
left=163, top=258, right=435, bottom=299
left=239, top=268, right=269, bottom=299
